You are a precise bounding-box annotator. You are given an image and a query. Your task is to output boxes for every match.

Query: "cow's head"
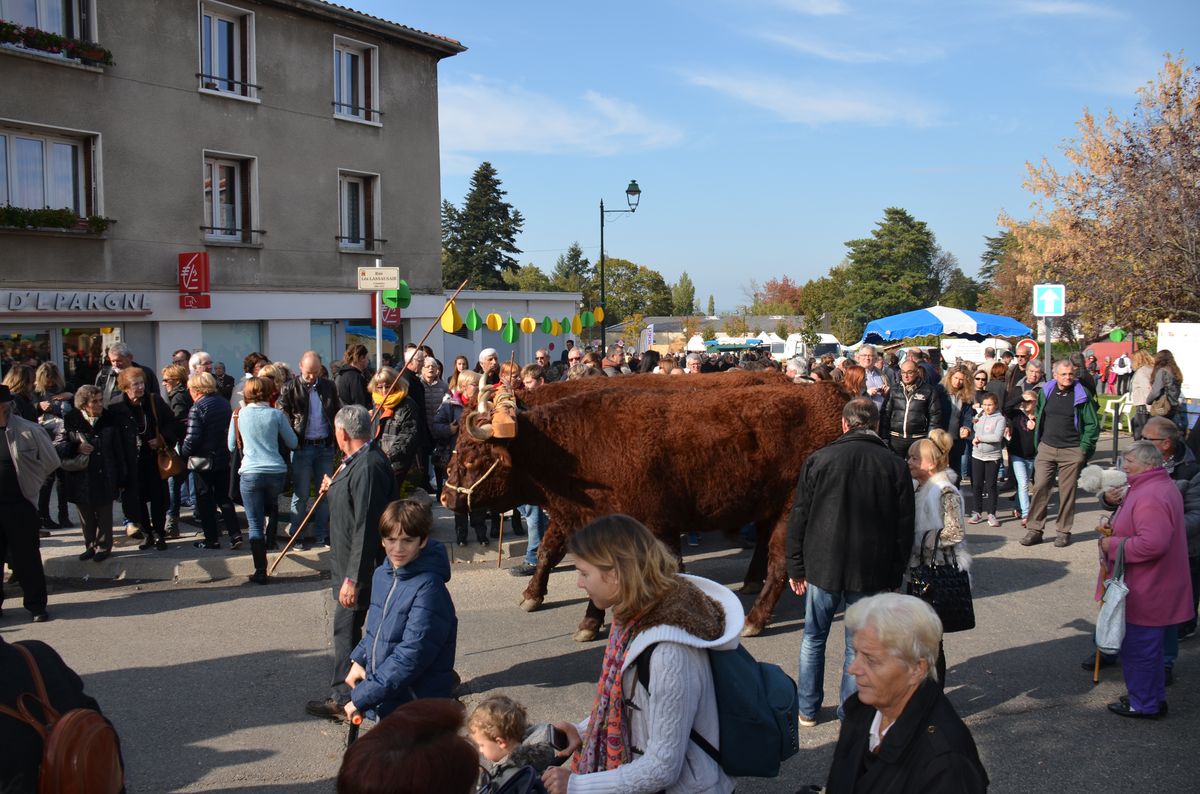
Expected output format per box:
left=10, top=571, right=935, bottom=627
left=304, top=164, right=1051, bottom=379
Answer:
left=440, top=389, right=519, bottom=513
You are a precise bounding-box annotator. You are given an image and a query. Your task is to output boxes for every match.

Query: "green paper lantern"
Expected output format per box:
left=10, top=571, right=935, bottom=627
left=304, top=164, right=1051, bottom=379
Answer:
left=581, top=311, right=595, bottom=328
left=562, top=317, right=571, bottom=334
left=1109, top=328, right=1125, bottom=342
left=465, top=307, right=482, bottom=331
left=541, top=316, right=553, bottom=334
left=382, top=280, right=411, bottom=309
left=502, top=315, right=520, bottom=344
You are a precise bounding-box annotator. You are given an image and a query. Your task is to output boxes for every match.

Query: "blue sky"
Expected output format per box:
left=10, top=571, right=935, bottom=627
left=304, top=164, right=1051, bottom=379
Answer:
left=359, top=0, right=1196, bottom=312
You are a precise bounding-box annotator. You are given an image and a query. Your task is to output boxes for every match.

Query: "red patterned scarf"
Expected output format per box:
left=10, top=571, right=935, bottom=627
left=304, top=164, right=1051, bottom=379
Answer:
left=572, top=618, right=639, bottom=773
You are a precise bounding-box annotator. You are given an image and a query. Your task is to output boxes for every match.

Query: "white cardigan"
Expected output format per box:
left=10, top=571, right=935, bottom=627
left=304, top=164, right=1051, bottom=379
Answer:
left=568, top=575, right=742, bottom=794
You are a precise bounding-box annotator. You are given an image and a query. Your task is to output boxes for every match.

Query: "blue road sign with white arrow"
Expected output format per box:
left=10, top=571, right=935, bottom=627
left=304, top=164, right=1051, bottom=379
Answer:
left=1033, top=283, right=1065, bottom=317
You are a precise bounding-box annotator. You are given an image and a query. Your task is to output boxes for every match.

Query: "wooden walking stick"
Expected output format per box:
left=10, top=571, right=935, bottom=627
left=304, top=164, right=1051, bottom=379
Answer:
left=267, top=461, right=345, bottom=575
left=496, top=513, right=505, bottom=568
left=1092, top=648, right=1102, bottom=685
left=269, top=279, right=471, bottom=575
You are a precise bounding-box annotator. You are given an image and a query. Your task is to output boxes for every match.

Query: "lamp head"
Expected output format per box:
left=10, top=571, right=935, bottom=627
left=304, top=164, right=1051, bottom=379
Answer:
left=625, top=179, right=641, bottom=212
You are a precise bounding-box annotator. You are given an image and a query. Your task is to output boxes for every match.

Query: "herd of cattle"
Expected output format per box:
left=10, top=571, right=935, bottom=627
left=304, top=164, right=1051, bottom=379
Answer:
left=441, top=370, right=850, bottom=640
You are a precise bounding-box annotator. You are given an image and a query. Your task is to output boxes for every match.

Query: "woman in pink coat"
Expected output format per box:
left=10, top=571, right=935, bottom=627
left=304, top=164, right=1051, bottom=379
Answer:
left=1099, top=440, right=1192, bottom=719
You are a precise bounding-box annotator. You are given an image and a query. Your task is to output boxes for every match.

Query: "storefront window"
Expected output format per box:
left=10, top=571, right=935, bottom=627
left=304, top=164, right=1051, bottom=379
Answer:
left=62, top=328, right=111, bottom=388
left=310, top=321, right=335, bottom=369
left=202, top=321, right=261, bottom=378
left=0, top=330, right=50, bottom=378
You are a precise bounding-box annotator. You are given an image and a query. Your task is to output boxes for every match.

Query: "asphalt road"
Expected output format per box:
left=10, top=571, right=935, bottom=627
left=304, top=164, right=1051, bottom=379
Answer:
left=3, top=445, right=1197, bottom=792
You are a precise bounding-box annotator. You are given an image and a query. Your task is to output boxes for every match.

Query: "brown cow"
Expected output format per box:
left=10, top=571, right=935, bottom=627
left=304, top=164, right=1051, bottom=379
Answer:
left=442, top=376, right=848, bottom=640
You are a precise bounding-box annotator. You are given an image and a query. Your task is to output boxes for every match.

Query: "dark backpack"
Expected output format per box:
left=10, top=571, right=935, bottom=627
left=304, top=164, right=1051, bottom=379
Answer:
left=636, top=642, right=799, bottom=778
left=476, top=764, right=549, bottom=794
left=0, top=642, right=124, bottom=794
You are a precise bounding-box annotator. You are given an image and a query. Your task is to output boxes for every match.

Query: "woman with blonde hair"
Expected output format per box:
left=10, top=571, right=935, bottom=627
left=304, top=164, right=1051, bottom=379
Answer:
left=368, top=367, right=419, bottom=493
left=940, top=365, right=976, bottom=484
left=182, top=371, right=240, bottom=550
left=33, top=362, right=73, bottom=529
left=542, top=515, right=740, bottom=794
left=905, top=429, right=971, bottom=685
left=162, top=363, right=193, bottom=537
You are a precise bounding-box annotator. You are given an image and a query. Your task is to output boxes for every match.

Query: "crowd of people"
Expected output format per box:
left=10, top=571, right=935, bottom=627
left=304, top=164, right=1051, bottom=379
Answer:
left=3, top=332, right=1198, bottom=793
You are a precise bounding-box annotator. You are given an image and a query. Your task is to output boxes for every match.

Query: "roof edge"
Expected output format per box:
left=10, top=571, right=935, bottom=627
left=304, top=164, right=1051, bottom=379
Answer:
left=266, top=0, right=466, bottom=58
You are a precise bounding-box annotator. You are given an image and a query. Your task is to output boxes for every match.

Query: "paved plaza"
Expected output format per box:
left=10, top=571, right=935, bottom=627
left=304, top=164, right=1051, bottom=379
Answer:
left=3, top=435, right=1197, bottom=792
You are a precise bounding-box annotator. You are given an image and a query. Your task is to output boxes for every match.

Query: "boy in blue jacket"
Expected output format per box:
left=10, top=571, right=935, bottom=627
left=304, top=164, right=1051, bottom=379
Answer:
left=344, top=498, right=458, bottom=721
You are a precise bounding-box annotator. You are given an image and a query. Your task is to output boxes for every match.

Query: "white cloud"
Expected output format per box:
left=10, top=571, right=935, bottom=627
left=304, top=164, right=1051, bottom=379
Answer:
left=770, top=0, right=849, bottom=15
left=683, top=71, right=938, bottom=127
left=438, top=76, right=683, bottom=164
left=1012, top=1, right=1120, bottom=18
left=759, top=31, right=945, bottom=63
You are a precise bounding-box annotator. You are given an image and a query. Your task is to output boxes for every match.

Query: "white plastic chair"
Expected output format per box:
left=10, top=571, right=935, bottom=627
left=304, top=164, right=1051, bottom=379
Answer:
left=1107, top=394, right=1132, bottom=433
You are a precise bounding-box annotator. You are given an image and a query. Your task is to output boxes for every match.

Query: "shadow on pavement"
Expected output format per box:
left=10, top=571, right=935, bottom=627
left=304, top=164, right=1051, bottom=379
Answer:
left=971, top=556, right=1070, bottom=599
left=464, top=643, right=606, bottom=693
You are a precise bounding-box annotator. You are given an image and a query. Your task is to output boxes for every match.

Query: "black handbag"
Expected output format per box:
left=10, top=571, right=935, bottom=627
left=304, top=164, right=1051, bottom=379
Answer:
left=907, top=529, right=976, bottom=633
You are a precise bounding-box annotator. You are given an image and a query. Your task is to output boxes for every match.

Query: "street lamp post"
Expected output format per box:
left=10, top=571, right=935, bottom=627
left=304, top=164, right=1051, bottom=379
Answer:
left=599, top=179, right=641, bottom=351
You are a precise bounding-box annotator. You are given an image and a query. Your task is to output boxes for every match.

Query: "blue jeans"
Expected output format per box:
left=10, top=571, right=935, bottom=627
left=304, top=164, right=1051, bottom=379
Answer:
left=517, top=504, right=547, bottom=566
left=241, top=471, right=286, bottom=542
left=291, top=444, right=334, bottom=542
left=1010, top=455, right=1035, bottom=518
left=798, top=584, right=871, bottom=720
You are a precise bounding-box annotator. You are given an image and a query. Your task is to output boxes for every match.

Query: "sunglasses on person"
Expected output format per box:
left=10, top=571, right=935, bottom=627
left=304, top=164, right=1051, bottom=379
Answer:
left=974, top=376, right=987, bottom=382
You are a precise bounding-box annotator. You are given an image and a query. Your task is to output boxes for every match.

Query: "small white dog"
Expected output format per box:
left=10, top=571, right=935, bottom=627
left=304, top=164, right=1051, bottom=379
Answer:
left=1077, top=464, right=1128, bottom=494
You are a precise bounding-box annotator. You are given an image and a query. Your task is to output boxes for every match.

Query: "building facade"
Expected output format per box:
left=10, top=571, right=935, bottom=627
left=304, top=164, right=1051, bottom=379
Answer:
left=0, top=0, right=463, bottom=381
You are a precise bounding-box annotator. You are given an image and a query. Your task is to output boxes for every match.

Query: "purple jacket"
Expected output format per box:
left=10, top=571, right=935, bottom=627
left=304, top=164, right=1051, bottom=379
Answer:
left=1101, top=467, right=1192, bottom=626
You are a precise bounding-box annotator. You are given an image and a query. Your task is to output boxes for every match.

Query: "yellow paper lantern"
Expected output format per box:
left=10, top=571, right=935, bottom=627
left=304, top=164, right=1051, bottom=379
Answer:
left=571, top=315, right=583, bottom=335
left=520, top=316, right=537, bottom=334
left=593, top=306, right=605, bottom=323
left=440, top=300, right=463, bottom=333
left=485, top=312, right=503, bottom=331
left=551, top=320, right=562, bottom=336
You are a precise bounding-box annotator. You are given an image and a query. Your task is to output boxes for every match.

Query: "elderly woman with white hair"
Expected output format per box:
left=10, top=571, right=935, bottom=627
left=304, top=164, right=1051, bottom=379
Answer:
left=1097, top=440, right=1192, bottom=719
left=824, top=593, right=988, bottom=793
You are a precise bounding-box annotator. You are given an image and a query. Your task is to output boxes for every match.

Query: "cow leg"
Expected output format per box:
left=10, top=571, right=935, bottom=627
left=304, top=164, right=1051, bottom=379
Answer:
left=740, top=520, right=772, bottom=595
left=575, top=600, right=605, bottom=643
left=520, top=520, right=567, bottom=612
left=743, top=516, right=789, bottom=637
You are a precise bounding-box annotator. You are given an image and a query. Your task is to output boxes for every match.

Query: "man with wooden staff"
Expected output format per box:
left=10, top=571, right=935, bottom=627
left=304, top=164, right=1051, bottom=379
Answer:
left=305, top=405, right=398, bottom=721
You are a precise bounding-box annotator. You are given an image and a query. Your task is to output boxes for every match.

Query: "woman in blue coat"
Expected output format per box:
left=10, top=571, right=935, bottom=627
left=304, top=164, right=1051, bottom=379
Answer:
left=344, top=498, right=458, bottom=721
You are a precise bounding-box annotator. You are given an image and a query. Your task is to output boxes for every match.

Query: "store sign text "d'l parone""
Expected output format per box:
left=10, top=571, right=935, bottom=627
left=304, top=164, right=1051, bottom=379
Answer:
left=3, top=291, right=151, bottom=312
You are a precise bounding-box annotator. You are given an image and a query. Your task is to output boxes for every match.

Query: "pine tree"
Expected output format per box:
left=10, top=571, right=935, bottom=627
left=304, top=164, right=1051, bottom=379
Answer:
left=706, top=295, right=715, bottom=315
left=441, top=162, right=525, bottom=290
left=671, top=272, right=696, bottom=316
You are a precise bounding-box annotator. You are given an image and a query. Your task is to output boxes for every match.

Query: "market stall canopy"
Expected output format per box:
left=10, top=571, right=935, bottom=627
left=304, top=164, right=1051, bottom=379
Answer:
left=686, top=334, right=707, bottom=352
left=861, top=306, right=1032, bottom=343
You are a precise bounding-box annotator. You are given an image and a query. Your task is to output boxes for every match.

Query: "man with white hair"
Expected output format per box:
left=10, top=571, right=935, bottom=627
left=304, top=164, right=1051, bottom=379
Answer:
left=685, top=353, right=703, bottom=374
left=305, top=404, right=397, bottom=722
left=478, top=348, right=500, bottom=386
left=786, top=357, right=810, bottom=382
left=188, top=351, right=213, bottom=375
left=95, top=342, right=158, bottom=406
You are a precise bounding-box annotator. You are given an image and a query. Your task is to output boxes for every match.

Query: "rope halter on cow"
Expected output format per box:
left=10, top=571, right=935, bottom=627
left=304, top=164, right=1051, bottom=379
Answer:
left=444, top=457, right=502, bottom=514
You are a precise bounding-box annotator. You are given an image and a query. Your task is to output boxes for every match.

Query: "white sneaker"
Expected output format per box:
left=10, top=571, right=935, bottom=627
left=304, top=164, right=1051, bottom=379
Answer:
left=987, top=514, right=1001, bottom=527
left=967, top=512, right=983, bottom=524
left=799, top=713, right=818, bottom=728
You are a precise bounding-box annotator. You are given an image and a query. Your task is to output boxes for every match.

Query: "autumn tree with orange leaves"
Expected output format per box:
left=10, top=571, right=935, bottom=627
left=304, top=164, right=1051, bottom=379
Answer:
left=993, top=54, right=1200, bottom=341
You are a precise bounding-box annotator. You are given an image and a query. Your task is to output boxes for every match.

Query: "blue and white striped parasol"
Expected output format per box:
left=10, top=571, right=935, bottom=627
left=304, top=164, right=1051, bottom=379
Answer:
left=861, top=306, right=1032, bottom=343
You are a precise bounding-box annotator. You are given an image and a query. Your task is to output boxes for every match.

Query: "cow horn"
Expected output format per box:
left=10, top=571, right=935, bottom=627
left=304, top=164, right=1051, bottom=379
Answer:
left=477, top=388, right=493, bottom=415
left=466, top=414, right=494, bottom=441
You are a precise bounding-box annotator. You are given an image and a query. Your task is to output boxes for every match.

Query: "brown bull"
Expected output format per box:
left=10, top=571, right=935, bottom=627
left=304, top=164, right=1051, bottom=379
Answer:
left=441, top=375, right=848, bottom=640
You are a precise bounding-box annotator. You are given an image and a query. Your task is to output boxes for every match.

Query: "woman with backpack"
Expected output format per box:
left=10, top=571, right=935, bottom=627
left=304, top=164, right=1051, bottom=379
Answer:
left=542, top=515, right=741, bottom=794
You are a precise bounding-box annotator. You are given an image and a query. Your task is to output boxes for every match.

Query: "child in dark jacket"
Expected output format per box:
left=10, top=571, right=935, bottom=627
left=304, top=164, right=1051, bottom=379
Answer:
left=469, top=694, right=562, bottom=791
left=344, top=498, right=458, bottom=722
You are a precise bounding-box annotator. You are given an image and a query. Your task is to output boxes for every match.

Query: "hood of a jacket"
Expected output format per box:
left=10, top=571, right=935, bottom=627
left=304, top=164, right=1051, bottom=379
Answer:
left=386, top=538, right=451, bottom=583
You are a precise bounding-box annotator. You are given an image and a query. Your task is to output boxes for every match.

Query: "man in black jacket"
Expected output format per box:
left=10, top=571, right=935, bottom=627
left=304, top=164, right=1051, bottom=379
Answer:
left=401, top=348, right=433, bottom=492
left=278, top=352, right=341, bottom=546
left=305, top=404, right=398, bottom=721
left=786, top=397, right=915, bottom=726
left=881, top=361, right=942, bottom=459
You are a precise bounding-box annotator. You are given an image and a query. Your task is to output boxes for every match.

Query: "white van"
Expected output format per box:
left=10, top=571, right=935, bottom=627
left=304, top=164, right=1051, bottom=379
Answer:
left=779, top=333, right=843, bottom=361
